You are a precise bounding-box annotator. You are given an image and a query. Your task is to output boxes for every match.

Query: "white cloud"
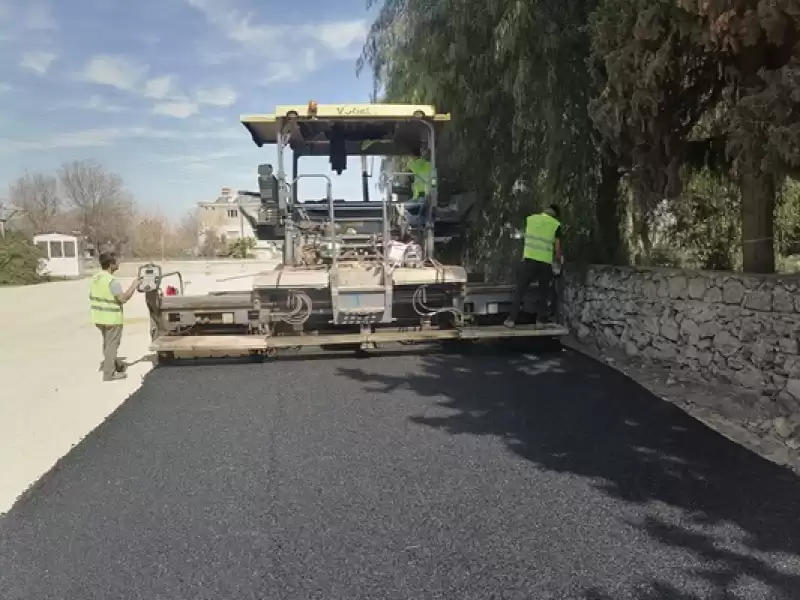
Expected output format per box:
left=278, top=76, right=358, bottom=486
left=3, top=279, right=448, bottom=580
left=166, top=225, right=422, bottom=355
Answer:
left=313, top=21, right=368, bottom=56
left=21, top=51, right=57, bottom=74
left=0, top=83, right=11, bottom=93
left=3, top=128, right=152, bottom=152
left=184, top=0, right=280, bottom=46
left=46, top=95, right=128, bottom=113
left=81, top=55, right=149, bottom=91
left=263, top=64, right=300, bottom=85
left=157, top=148, right=247, bottom=165
left=80, top=58, right=192, bottom=117
left=261, top=49, right=316, bottom=85
left=144, top=75, right=174, bottom=99
left=184, top=0, right=367, bottom=65
left=1, top=125, right=241, bottom=153
left=196, top=86, right=237, bottom=106
left=152, top=101, right=199, bottom=118
left=84, top=95, right=127, bottom=112
left=25, top=3, right=57, bottom=30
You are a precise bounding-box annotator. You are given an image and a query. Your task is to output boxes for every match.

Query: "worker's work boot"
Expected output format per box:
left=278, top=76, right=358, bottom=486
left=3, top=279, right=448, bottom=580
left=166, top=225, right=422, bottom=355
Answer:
left=99, top=361, right=127, bottom=373
left=503, top=318, right=515, bottom=328
left=103, top=371, right=128, bottom=382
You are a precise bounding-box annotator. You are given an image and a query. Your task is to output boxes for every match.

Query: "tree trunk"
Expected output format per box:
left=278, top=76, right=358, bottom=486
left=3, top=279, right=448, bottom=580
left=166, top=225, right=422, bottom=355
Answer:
left=740, top=167, right=775, bottom=274
left=595, top=160, right=624, bottom=264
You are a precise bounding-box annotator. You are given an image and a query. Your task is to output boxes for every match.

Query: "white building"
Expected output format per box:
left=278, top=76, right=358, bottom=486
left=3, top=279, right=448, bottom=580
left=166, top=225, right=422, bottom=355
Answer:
left=197, top=187, right=261, bottom=249
left=33, top=232, right=87, bottom=278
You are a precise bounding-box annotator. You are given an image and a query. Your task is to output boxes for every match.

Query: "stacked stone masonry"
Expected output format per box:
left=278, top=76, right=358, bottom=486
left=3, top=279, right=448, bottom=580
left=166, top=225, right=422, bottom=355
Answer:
left=562, top=266, right=800, bottom=453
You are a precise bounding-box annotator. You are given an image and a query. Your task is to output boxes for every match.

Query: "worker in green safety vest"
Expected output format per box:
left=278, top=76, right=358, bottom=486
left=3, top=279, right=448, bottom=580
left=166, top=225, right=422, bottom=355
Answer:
left=404, top=143, right=433, bottom=237
left=504, top=204, right=563, bottom=328
left=90, top=252, right=140, bottom=381
left=408, top=147, right=432, bottom=201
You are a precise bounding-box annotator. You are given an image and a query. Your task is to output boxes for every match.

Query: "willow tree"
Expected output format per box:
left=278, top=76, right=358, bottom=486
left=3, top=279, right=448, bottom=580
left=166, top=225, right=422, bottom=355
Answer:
left=588, top=0, right=800, bottom=273
left=360, top=0, right=627, bottom=275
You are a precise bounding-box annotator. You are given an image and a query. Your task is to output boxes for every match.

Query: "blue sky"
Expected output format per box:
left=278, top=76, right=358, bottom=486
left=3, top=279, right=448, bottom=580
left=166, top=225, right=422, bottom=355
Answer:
left=0, top=0, right=381, bottom=220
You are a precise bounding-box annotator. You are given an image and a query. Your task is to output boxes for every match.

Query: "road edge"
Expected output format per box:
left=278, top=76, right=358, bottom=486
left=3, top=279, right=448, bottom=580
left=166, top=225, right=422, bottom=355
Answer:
left=561, top=335, right=800, bottom=475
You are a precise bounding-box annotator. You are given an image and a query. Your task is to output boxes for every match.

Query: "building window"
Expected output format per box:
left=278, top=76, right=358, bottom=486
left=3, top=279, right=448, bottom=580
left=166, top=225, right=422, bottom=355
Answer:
left=227, top=209, right=238, bottom=218
left=63, top=240, right=77, bottom=258
left=49, top=241, right=63, bottom=258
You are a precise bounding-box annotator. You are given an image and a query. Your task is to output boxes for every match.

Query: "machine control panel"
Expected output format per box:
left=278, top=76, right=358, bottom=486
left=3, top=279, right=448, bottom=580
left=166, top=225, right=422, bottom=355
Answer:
left=137, top=263, right=162, bottom=293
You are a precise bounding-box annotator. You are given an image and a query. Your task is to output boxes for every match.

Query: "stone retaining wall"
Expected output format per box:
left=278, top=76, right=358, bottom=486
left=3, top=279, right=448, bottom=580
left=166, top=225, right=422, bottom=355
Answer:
left=562, top=266, right=800, bottom=450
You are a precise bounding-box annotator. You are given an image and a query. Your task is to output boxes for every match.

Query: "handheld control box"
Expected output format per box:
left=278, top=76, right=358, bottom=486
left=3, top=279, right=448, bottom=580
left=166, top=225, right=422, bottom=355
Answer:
left=137, top=263, right=162, bottom=293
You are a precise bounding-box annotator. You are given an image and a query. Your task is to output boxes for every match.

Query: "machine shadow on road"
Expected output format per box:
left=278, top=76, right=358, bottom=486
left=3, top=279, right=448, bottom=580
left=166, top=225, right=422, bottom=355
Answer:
left=335, top=345, right=800, bottom=600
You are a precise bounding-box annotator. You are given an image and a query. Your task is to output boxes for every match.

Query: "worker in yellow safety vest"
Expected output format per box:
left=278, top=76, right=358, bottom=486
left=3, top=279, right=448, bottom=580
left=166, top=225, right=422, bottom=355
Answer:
left=90, top=252, right=140, bottom=381
left=404, top=143, right=434, bottom=239
left=408, top=144, right=432, bottom=201
left=504, top=204, right=563, bottom=328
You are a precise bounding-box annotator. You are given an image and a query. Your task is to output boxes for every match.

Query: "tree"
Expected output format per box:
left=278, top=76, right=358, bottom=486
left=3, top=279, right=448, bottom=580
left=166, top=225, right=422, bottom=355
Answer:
left=362, top=0, right=800, bottom=275
left=174, top=208, right=200, bottom=256
left=58, top=159, right=135, bottom=250
left=199, top=230, right=224, bottom=257
left=588, top=0, right=800, bottom=273
left=775, top=178, right=800, bottom=260
left=8, top=171, right=61, bottom=234
left=361, top=0, right=625, bottom=276
left=670, top=169, right=741, bottom=271
left=130, top=211, right=168, bottom=259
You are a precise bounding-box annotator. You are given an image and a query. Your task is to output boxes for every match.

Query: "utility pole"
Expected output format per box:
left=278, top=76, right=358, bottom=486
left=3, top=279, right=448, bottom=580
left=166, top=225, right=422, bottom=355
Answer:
left=0, top=201, right=22, bottom=238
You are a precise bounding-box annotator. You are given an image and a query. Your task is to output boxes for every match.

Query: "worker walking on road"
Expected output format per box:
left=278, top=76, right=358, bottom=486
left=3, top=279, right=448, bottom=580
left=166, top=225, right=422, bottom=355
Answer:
left=504, top=204, right=563, bottom=328
left=90, top=252, right=139, bottom=382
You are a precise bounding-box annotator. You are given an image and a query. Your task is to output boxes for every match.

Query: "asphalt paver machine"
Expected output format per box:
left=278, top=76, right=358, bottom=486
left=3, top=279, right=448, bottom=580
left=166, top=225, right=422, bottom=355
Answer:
left=148, top=102, right=568, bottom=362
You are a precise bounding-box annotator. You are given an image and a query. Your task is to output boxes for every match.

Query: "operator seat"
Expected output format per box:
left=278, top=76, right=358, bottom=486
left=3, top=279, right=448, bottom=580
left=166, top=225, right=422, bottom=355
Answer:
left=257, top=163, right=279, bottom=203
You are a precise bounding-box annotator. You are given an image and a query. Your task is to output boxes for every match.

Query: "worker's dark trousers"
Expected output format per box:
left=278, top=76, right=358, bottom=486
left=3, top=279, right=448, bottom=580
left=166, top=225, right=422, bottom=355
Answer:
left=145, top=291, right=160, bottom=341
left=508, top=258, right=553, bottom=323
left=97, top=324, right=124, bottom=380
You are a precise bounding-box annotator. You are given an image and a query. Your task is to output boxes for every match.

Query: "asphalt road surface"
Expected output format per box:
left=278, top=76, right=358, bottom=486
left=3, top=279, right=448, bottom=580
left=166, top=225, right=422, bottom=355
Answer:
left=2, top=346, right=799, bottom=600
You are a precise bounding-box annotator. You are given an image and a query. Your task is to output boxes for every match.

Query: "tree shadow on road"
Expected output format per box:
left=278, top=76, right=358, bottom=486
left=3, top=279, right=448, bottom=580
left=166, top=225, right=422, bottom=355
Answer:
left=336, top=345, right=800, bottom=599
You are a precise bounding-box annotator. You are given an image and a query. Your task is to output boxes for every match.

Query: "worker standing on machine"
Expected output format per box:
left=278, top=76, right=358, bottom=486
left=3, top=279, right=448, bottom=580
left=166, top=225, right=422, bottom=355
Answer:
left=408, top=143, right=432, bottom=202
left=504, top=204, right=563, bottom=328
left=406, top=143, right=433, bottom=232
left=90, top=252, right=140, bottom=381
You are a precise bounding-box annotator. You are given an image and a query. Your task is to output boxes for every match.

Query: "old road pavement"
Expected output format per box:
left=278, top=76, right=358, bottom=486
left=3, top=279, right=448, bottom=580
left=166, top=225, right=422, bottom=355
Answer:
left=2, top=346, right=799, bottom=599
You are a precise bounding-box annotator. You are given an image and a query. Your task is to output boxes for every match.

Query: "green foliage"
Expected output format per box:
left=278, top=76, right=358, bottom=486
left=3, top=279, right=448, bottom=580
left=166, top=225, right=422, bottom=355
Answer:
left=361, top=0, right=618, bottom=271
left=634, top=174, right=800, bottom=273
left=590, top=0, right=800, bottom=273
left=362, top=0, right=800, bottom=274
left=227, top=236, right=256, bottom=259
left=668, top=170, right=741, bottom=271
left=776, top=178, right=800, bottom=259
left=0, top=232, right=46, bottom=285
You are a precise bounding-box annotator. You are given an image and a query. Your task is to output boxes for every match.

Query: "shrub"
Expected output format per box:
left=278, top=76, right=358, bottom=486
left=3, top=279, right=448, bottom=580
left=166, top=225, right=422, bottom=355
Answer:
left=0, top=232, right=46, bottom=285
left=227, top=236, right=256, bottom=259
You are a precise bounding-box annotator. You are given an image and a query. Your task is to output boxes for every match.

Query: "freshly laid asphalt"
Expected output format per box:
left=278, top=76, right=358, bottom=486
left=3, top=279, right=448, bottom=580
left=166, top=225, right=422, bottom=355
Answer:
left=1, top=346, right=799, bottom=599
